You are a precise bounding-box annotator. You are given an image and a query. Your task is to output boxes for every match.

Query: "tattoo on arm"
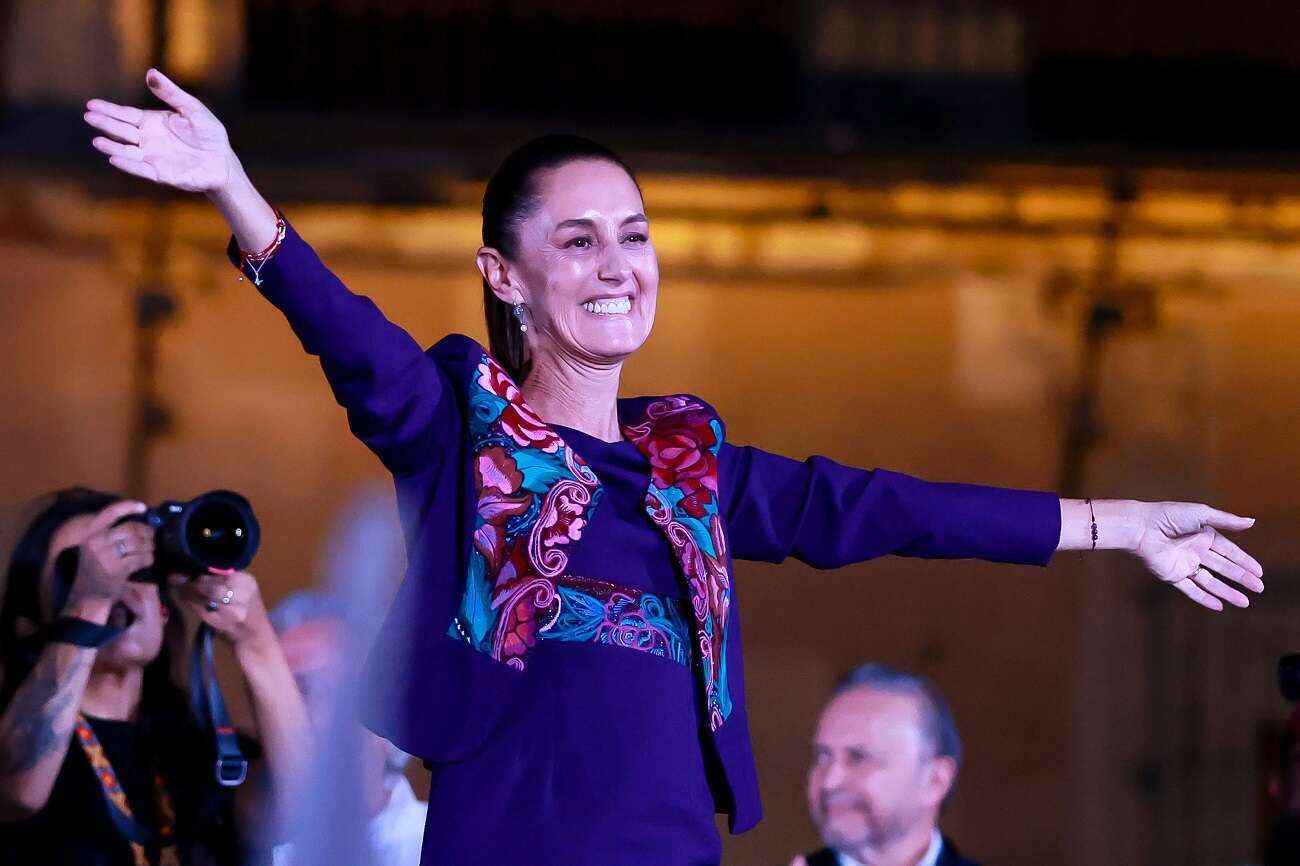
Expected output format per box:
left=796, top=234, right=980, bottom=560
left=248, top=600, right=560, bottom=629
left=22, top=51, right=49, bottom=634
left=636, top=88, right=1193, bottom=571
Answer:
left=0, top=649, right=91, bottom=779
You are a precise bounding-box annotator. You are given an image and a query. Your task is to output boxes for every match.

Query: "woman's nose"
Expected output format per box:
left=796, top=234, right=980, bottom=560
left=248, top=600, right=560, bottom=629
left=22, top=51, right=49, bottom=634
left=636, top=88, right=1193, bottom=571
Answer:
left=597, top=242, right=631, bottom=284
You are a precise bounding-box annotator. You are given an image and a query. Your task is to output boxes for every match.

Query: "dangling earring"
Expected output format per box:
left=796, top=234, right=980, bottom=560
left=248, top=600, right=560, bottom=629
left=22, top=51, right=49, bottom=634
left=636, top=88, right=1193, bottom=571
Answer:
left=512, top=302, right=528, bottom=333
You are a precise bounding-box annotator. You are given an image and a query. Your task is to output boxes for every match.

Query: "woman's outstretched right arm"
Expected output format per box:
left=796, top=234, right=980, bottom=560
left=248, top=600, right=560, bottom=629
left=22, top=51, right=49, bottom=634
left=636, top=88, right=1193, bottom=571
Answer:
left=85, top=70, right=449, bottom=475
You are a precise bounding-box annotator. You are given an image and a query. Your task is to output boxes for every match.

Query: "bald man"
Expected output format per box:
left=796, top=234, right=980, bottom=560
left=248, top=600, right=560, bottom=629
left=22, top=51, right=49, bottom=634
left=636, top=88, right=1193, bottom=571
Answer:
left=792, top=664, right=981, bottom=866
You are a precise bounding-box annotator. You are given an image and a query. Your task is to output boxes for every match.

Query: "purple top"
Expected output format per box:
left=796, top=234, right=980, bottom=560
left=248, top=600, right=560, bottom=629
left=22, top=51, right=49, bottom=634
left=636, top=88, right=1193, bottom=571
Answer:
left=233, top=222, right=1062, bottom=865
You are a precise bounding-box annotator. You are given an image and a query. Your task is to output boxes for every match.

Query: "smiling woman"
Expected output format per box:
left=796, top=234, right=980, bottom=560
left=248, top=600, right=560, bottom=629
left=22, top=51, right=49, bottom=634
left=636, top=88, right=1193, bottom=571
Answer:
left=80, top=69, right=1266, bottom=866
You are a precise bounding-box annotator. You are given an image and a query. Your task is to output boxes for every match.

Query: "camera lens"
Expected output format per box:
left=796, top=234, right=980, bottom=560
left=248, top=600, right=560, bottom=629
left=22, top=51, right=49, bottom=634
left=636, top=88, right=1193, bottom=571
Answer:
left=184, top=496, right=255, bottom=571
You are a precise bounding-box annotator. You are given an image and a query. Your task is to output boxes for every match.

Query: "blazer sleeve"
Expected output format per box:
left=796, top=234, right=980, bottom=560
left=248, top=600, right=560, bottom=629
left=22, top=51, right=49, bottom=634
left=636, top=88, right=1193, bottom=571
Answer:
left=228, top=221, right=452, bottom=476
left=718, top=443, right=1061, bottom=568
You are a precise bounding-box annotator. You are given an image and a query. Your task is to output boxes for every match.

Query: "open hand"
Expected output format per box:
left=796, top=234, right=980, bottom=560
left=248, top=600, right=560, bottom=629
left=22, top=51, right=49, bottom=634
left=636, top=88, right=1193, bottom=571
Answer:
left=85, top=68, right=234, bottom=193
left=1133, top=502, right=1263, bottom=611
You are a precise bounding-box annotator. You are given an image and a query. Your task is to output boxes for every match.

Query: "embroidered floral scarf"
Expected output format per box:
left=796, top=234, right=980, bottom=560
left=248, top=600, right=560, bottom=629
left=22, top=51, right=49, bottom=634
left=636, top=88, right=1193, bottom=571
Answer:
left=449, top=354, right=734, bottom=731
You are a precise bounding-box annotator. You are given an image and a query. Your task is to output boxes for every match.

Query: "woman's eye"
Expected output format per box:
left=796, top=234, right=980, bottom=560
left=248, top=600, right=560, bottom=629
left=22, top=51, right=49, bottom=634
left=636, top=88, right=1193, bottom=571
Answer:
left=622, top=233, right=648, bottom=244
left=565, top=237, right=593, bottom=249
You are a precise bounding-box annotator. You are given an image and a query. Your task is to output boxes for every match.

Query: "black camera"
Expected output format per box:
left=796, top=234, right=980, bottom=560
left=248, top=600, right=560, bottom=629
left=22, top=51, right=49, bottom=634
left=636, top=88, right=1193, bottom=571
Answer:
left=123, top=490, right=261, bottom=582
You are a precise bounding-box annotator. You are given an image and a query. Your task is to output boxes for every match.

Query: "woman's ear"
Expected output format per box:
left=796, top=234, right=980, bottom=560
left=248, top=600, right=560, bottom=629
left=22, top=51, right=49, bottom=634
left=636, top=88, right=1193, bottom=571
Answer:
left=477, top=247, right=522, bottom=305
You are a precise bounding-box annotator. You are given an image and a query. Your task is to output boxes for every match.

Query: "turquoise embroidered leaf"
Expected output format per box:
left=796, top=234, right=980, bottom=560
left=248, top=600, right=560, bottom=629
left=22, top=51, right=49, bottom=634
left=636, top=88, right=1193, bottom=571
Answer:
left=461, top=553, right=492, bottom=649
left=469, top=389, right=509, bottom=430
left=512, top=448, right=571, bottom=495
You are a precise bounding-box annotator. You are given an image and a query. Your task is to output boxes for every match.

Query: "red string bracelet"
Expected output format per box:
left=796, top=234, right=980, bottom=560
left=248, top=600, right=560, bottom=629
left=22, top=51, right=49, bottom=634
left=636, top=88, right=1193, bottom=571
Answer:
left=234, top=209, right=287, bottom=286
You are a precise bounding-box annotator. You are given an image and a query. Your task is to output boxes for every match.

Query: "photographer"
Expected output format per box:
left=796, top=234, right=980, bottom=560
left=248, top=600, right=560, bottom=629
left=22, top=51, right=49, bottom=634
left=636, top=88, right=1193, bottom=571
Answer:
left=0, top=488, right=309, bottom=866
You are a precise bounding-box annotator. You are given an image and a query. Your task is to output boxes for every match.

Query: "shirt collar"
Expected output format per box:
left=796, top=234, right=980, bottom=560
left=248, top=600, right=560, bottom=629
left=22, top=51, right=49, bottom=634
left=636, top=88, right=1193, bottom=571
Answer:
left=838, top=830, right=943, bottom=866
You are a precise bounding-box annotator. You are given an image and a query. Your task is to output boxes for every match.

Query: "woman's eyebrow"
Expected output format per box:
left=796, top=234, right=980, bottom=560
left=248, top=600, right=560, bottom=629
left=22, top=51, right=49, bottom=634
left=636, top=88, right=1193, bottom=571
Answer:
left=553, top=213, right=647, bottom=231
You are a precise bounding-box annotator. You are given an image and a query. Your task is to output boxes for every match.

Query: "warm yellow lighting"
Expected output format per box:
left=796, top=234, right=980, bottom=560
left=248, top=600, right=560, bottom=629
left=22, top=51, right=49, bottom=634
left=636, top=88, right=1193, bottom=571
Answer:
left=1131, top=192, right=1234, bottom=230
left=890, top=184, right=1012, bottom=222
left=639, top=176, right=819, bottom=217
left=1016, top=187, right=1108, bottom=225
left=166, top=0, right=213, bottom=81
left=752, top=221, right=874, bottom=272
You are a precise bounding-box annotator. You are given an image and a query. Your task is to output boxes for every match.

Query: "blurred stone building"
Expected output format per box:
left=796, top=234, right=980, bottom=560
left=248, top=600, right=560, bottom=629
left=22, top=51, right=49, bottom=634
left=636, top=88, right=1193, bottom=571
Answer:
left=3, top=3, right=1300, bottom=865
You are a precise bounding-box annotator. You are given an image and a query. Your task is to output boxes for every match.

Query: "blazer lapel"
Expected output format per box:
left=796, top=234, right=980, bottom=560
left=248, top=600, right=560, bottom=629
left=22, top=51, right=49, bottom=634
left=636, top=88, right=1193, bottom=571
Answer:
left=624, top=396, right=735, bottom=731
left=450, top=352, right=603, bottom=669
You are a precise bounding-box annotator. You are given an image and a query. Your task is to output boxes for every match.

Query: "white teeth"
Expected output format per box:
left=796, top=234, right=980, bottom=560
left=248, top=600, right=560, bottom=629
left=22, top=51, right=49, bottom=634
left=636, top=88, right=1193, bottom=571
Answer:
left=582, top=298, right=631, bottom=315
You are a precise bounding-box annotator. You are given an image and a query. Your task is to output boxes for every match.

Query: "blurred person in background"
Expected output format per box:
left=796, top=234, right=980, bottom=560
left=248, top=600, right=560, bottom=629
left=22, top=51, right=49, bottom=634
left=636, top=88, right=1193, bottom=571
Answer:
left=792, top=664, right=978, bottom=866
left=82, top=70, right=1264, bottom=865
left=0, top=488, right=309, bottom=866
left=270, top=591, right=426, bottom=866
left=1266, top=703, right=1300, bottom=865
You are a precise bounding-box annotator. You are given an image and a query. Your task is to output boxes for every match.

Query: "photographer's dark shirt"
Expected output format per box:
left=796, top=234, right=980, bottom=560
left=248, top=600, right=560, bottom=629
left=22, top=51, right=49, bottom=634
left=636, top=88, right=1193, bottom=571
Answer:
left=0, top=715, right=252, bottom=866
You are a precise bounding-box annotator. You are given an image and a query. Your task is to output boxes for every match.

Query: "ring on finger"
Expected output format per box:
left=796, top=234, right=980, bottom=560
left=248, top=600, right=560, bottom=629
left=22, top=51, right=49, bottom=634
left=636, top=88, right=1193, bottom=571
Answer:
left=1188, top=565, right=1205, bottom=581
left=116, top=540, right=129, bottom=558
left=205, top=600, right=219, bottom=612
left=221, top=588, right=234, bottom=606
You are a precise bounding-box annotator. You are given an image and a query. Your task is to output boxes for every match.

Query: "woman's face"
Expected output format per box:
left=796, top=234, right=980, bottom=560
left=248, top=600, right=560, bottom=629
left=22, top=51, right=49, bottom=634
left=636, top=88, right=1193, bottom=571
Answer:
left=40, top=512, right=166, bottom=670
left=508, top=158, right=659, bottom=367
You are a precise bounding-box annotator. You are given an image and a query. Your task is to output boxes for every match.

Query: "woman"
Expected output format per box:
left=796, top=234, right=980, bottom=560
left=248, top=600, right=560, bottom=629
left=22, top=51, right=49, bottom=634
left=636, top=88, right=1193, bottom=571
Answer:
left=0, top=489, right=309, bottom=865
left=84, top=70, right=1264, bottom=865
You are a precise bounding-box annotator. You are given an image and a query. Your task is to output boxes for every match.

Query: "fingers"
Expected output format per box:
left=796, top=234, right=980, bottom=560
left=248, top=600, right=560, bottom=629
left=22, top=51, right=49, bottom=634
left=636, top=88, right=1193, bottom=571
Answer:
left=1199, top=505, right=1255, bottom=533
left=105, top=522, right=155, bottom=556
left=145, top=68, right=202, bottom=114
left=1209, top=530, right=1264, bottom=580
left=175, top=571, right=247, bottom=603
left=92, top=136, right=143, bottom=161
left=1170, top=576, right=1224, bottom=612
left=1190, top=566, right=1250, bottom=609
left=1205, top=547, right=1265, bottom=593
left=87, top=500, right=147, bottom=535
left=84, top=111, right=140, bottom=145
left=86, top=98, right=144, bottom=126
left=107, top=155, right=160, bottom=183
left=114, top=552, right=155, bottom=577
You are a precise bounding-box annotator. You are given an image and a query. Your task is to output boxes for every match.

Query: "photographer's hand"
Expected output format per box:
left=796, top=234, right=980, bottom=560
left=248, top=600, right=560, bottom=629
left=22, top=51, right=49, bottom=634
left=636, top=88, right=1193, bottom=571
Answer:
left=172, top=570, right=271, bottom=647
left=171, top=570, right=311, bottom=832
left=0, top=500, right=152, bottom=820
left=65, top=500, right=154, bottom=610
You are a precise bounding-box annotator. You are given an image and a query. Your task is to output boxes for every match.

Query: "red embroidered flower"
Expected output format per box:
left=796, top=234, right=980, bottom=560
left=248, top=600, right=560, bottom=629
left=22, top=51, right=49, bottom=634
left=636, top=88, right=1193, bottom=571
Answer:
left=477, top=359, right=560, bottom=453
left=499, top=598, right=540, bottom=662
left=643, top=412, right=719, bottom=500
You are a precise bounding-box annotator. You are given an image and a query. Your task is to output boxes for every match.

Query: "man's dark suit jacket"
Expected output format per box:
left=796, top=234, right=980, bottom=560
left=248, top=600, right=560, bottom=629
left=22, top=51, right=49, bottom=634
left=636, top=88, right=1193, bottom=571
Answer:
left=802, top=836, right=982, bottom=866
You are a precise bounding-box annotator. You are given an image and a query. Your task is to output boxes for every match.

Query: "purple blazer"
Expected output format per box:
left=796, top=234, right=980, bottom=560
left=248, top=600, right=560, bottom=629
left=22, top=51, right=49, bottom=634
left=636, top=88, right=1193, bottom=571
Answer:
left=235, top=222, right=1062, bottom=833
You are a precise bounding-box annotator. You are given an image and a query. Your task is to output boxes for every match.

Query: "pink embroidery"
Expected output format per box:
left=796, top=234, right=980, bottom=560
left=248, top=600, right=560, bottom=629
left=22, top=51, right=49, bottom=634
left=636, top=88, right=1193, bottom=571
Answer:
left=455, top=355, right=599, bottom=670
left=625, top=396, right=734, bottom=730
left=477, top=360, right=561, bottom=453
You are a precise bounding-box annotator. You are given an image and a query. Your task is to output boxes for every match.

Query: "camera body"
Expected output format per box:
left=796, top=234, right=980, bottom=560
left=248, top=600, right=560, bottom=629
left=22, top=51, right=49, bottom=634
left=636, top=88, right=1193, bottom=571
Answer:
left=124, top=490, right=261, bottom=582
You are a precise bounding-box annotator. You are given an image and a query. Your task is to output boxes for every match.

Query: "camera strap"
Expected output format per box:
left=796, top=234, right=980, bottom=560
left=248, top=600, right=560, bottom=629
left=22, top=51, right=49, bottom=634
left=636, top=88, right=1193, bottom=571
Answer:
left=189, top=624, right=248, bottom=787
left=43, top=616, right=122, bottom=647
left=73, top=713, right=180, bottom=866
